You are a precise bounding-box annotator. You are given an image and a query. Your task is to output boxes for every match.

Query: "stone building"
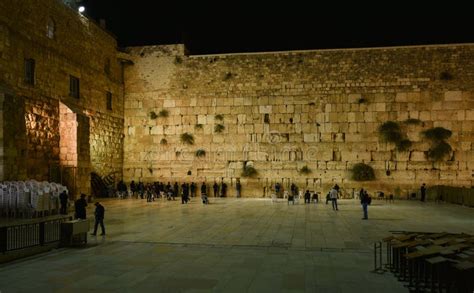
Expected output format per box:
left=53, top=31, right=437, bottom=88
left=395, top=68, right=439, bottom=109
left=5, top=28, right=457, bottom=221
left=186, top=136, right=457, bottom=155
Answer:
left=1, top=0, right=473, bottom=198
left=0, top=0, right=125, bottom=197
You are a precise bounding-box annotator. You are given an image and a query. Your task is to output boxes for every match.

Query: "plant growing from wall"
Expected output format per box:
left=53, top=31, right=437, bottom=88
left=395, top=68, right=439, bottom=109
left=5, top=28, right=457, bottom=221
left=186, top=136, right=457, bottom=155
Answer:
left=422, top=127, right=453, bottom=161
left=403, top=118, right=422, bottom=125
left=160, top=138, right=167, bottom=145
left=158, top=109, right=169, bottom=118
left=180, top=132, right=194, bottom=145
left=378, top=121, right=412, bottom=152
left=195, top=123, right=203, bottom=130
left=396, top=139, right=412, bottom=152
left=215, top=114, right=224, bottom=121
left=299, top=166, right=312, bottom=175
left=241, top=165, right=257, bottom=178
left=214, top=124, right=225, bottom=133
left=427, top=141, right=452, bottom=161
left=351, top=163, right=375, bottom=181
left=149, top=111, right=158, bottom=119
left=195, top=149, right=206, bottom=157
left=422, top=127, right=452, bottom=142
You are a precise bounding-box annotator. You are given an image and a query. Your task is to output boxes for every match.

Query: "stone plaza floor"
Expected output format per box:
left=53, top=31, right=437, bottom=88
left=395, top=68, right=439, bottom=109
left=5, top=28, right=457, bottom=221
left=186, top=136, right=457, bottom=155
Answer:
left=1, top=197, right=473, bottom=292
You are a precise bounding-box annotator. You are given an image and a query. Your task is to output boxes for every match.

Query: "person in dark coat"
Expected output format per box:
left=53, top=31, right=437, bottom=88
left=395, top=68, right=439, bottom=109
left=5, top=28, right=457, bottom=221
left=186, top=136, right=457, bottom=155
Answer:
left=213, top=182, right=219, bottom=197
left=236, top=180, right=242, bottom=198
left=304, top=190, right=311, bottom=204
left=130, top=180, right=137, bottom=197
left=59, top=190, right=68, bottom=214
left=360, top=189, right=371, bottom=220
left=74, top=193, right=88, bottom=219
left=190, top=182, right=196, bottom=197
left=420, top=183, right=426, bottom=202
left=221, top=182, right=227, bottom=197
left=181, top=183, right=189, bottom=204
left=91, top=202, right=105, bottom=235
left=201, top=182, right=209, bottom=204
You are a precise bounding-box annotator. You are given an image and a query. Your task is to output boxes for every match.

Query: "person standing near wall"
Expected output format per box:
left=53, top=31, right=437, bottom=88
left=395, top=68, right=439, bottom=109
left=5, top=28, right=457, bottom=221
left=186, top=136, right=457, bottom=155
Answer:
left=59, top=190, right=68, bottom=215
left=236, top=179, right=242, bottom=198
left=329, top=185, right=339, bottom=211
left=360, top=188, right=370, bottom=219
left=213, top=182, right=219, bottom=197
left=420, top=183, right=426, bottom=202
left=74, top=193, right=88, bottom=219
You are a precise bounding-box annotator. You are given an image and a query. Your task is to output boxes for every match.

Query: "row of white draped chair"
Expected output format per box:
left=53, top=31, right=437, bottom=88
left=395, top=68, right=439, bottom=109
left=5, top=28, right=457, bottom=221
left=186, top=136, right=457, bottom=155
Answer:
left=0, top=180, right=68, bottom=217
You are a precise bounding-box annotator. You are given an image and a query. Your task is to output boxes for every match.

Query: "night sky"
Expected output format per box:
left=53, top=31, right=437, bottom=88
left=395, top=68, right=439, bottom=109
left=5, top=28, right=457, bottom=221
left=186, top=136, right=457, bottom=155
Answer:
left=83, top=1, right=474, bottom=55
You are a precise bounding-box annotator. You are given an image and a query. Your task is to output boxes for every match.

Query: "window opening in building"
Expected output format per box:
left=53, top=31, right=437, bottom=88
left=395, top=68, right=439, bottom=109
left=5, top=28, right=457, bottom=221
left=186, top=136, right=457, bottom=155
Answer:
left=106, top=91, right=112, bottom=110
left=69, top=75, right=80, bottom=98
left=24, top=58, right=35, bottom=85
left=46, top=18, right=55, bottom=39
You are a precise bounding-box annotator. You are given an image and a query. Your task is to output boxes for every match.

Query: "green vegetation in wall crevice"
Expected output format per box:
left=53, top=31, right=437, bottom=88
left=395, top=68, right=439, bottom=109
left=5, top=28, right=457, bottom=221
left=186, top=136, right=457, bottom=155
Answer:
left=195, top=149, right=206, bottom=157
left=351, top=163, right=376, bottom=181
left=299, top=166, right=312, bottom=175
left=241, top=164, right=257, bottom=178
left=422, top=127, right=453, bottom=162
left=214, top=124, right=225, bottom=133
left=378, top=121, right=412, bottom=152
left=180, top=133, right=194, bottom=145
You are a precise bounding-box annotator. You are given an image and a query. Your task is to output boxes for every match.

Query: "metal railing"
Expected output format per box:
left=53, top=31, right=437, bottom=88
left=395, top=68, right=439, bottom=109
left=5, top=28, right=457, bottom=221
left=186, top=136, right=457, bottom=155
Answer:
left=0, top=216, right=71, bottom=253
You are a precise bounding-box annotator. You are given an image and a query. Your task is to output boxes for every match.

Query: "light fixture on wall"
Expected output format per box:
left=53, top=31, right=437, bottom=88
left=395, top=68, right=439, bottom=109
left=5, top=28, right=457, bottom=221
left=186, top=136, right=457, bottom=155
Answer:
left=78, top=5, right=85, bottom=13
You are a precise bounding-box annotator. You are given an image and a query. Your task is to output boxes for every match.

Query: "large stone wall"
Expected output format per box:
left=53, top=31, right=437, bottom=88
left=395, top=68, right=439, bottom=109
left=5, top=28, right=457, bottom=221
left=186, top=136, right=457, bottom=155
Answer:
left=123, top=44, right=474, bottom=197
left=0, top=0, right=124, bottom=196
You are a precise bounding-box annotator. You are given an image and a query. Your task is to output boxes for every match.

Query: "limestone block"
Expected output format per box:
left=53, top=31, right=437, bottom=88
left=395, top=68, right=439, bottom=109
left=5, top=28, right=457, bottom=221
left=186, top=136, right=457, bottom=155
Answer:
left=395, top=93, right=407, bottom=102
left=407, top=92, right=420, bottom=102
left=375, top=103, right=386, bottom=112
left=259, top=105, right=272, bottom=113
left=254, top=123, right=264, bottom=134
left=444, top=91, right=462, bottom=101
left=303, top=134, right=316, bottom=142
left=163, top=100, right=175, bottom=107
left=150, top=126, right=163, bottom=135
left=466, top=110, right=474, bottom=120
left=391, top=170, right=416, bottom=181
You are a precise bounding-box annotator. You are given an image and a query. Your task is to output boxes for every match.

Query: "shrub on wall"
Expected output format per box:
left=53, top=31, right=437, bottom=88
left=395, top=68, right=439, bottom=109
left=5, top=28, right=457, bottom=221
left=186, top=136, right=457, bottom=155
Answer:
left=378, top=121, right=412, bottom=152
left=351, top=163, right=375, bottom=181
left=195, top=149, right=206, bottom=157
left=241, top=164, right=257, bottom=178
left=215, top=114, right=224, bottom=121
left=299, top=166, right=312, bottom=175
left=158, top=109, right=169, bottom=118
left=403, top=118, right=422, bottom=125
left=396, top=139, right=412, bottom=152
left=422, top=127, right=453, bottom=162
left=378, top=121, right=401, bottom=143
left=427, top=141, right=452, bottom=161
left=195, top=124, right=203, bottom=130
left=180, top=133, right=194, bottom=145
left=422, top=127, right=452, bottom=142
left=214, top=124, right=225, bottom=133
left=160, top=138, right=167, bottom=145
left=149, top=111, right=158, bottom=119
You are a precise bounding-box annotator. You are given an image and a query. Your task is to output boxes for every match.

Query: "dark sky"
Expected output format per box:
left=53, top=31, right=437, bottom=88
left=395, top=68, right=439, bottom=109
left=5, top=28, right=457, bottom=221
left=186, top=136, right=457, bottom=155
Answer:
left=83, top=1, right=474, bottom=55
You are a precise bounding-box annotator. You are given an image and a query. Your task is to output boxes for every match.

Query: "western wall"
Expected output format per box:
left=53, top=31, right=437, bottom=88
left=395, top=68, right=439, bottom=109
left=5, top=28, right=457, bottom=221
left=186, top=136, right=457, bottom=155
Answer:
left=123, top=44, right=474, bottom=197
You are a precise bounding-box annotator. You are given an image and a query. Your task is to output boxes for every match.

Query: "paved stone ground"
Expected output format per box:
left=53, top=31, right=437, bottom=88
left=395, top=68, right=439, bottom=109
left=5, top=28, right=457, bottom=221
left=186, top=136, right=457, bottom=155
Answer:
left=1, top=197, right=473, bottom=292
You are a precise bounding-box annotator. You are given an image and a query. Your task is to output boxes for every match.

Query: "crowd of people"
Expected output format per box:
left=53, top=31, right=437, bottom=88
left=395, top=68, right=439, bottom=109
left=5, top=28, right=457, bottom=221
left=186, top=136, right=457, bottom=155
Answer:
left=116, top=180, right=234, bottom=205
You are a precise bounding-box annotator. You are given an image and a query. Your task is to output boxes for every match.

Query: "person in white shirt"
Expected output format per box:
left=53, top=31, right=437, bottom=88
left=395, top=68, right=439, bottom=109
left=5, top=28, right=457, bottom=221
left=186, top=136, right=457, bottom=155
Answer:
left=329, top=185, right=339, bottom=211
